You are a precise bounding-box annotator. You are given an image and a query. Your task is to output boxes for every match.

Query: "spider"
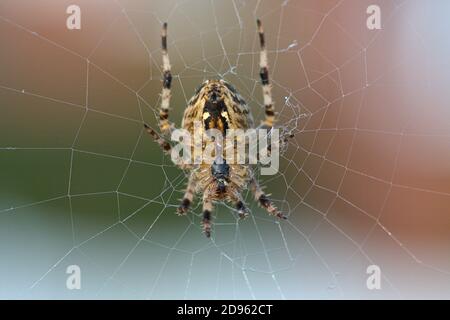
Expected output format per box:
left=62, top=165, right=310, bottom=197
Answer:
left=144, top=20, right=289, bottom=237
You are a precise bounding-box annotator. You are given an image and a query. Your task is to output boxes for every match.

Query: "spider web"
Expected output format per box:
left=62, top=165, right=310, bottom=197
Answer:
left=1, top=0, right=450, bottom=299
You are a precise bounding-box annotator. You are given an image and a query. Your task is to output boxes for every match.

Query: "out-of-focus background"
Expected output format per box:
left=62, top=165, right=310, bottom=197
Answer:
left=0, top=0, right=449, bottom=299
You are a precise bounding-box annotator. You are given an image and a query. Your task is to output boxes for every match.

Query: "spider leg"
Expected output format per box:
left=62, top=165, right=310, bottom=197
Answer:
left=250, top=177, right=286, bottom=220
left=257, top=19, right=275, bottom=130
left=235, top=199, right=249, bottom=220
left=144, top=123, right=172, bottom=154
left=177, top=173, right=196, bottom=215
left=228, top=192, right=249, bottom=220
left=201, top=192, right=215, bottom=238
left=256, top=19, right=294, bottom=152
left=159, top=22, right=174, bottom=135
left=144, top=123, right=192, bottom=169
left=143, top=23, right=177, bottom=154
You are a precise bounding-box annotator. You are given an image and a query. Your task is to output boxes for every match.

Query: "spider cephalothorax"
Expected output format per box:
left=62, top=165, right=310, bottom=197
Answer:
left=144, top=20, right=289, bottom=238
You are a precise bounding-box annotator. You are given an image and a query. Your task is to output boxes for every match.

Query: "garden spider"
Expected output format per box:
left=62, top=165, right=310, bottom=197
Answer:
left=144, top=20, right=288, bottom=237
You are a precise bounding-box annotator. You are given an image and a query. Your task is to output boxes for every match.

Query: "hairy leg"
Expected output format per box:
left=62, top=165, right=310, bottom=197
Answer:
left=144, top=124, right=171, bottom=154
left=177, top=173, right=196, bottom=215
left=159, top=22, right=174, bottom=135
left=257, top=19, right=275, bottom=130
left=250, top=177, right=286, bottom=219
left=201, top=192, right=215, bottom=238
left=229, top=192, right=249, bottom=219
